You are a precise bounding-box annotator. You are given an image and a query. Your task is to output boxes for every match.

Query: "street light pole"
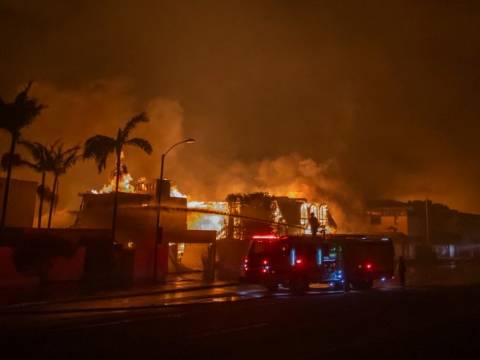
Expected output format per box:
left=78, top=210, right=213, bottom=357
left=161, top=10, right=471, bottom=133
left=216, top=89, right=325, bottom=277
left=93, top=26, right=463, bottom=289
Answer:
left=425, top=198, right=430, bottom=245
left=153, top=138, right=195, bottom=282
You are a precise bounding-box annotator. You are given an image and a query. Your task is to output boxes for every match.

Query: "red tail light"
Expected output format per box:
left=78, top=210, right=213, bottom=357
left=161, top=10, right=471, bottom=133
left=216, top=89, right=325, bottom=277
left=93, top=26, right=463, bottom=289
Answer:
left=296, top=258, right=303, bottom=265
left=262, top=259, right=269, bottom=265
left=365, top=262, right=373, bottom=270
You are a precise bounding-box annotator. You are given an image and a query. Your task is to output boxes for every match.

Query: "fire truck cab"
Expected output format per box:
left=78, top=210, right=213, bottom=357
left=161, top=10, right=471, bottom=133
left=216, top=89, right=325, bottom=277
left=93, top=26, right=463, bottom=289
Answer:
left=240, top=234, right=394, bottom=293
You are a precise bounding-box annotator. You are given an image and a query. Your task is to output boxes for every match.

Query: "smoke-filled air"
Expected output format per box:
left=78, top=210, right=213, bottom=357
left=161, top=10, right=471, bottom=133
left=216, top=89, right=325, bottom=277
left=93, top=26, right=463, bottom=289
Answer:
left=2, top=1, right=480, bottom=230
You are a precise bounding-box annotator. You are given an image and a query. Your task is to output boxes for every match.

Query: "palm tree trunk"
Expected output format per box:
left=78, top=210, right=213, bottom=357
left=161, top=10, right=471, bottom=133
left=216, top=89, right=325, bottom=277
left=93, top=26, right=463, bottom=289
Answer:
left=54, top=180, right=59, bottom=214
left=37, top=172, right=46, bottom=228
left=47, top=175, right=58, bottom=229
left=1, top=135, right=17, bottom=229
left=111, top=150, right=121, bottom=243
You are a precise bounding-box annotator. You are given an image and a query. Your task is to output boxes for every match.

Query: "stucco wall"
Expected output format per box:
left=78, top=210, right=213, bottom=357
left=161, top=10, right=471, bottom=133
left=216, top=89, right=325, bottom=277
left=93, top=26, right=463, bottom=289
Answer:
left=0, top=178, right=37, bottom=227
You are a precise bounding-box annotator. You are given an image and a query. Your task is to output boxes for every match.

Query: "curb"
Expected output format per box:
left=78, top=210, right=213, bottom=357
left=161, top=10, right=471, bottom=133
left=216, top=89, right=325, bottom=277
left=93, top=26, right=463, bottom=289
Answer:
left=1, top=281, right=239, bottom=312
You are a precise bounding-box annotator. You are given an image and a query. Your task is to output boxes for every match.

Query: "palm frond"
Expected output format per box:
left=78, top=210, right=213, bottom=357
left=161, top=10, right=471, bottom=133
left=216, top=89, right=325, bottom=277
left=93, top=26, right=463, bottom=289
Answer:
left=125, top=137, right=153, bottom=155
left=1, top=153, right=27, bottom=171
left=47, top=142, right=81, bottom=176
left=14, top=82, right=46, bottom=129
left=0, top=82, right=46, bottom=136
left=83, top=135, right=117, bottom=173
left=14, top=82, right=33, bottom=104
left=19, top=140, right=44, bottom=161
left=61, top=145, right=80, bottom=172
left=121, top=112, right=148, bottom=141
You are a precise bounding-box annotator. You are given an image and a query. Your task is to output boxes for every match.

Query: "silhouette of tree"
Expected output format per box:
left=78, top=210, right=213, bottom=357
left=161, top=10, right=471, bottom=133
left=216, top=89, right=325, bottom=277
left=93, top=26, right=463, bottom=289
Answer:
left=47, top=142, right=80, bottom=228
left=1, top=153, right=23, bottom=172
left=0, top=82, right=45, bottom=228
left=19, top=140, right=56, bottom=228
left=1, top=145, right=54, bottom=228
left=83, top=113, right=152, bottom=242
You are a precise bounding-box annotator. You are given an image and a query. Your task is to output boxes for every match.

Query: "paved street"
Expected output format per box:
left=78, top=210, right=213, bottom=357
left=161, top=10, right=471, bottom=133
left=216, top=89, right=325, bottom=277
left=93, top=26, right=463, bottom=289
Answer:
left=2, top=282, right=480, bottom=359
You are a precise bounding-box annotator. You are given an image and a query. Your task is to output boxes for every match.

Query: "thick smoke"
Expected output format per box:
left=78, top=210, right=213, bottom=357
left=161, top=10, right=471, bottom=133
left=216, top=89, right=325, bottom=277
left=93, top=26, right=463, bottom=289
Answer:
left=172, top=154, right=365, bottom=232
left=0, top=81, right=364, bottom=230
left=2, top=1, right=480, bottom=218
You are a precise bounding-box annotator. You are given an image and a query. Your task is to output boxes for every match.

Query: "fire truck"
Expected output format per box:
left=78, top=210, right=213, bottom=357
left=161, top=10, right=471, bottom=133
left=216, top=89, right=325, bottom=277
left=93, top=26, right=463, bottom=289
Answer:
left=240, top=234, right=394, bottom=293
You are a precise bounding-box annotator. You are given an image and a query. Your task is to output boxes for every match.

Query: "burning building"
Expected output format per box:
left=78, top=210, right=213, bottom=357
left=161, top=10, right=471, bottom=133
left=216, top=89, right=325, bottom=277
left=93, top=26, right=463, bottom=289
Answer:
left=224, top=193, right=335, bottom=240
left=74, top=159, right=338, bottom=281
left=74, top=175, right=217, bottom=281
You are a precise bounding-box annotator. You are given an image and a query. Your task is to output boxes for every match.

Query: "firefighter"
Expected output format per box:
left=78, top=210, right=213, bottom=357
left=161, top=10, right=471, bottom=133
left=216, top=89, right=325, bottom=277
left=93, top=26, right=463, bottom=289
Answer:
left=309, top=212, right=320, bottom=236
left=398, top=256, right=407, bottom=288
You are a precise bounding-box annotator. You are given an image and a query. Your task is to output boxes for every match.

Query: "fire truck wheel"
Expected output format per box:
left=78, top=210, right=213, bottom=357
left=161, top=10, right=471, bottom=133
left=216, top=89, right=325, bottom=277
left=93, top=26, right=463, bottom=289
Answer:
left=291, top=277, right=309, bottom=295
left=355, top=279, right=373, bottom=290
left=332, top=282, right=343, bottom=290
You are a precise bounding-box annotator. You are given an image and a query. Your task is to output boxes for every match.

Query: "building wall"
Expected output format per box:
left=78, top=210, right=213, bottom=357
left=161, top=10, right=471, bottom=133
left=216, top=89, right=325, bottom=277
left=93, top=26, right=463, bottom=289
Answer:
left=0, top=178, right=37, bottom=227
left=367, top=208, right=409, bottom=235
left=75, top=192, right=217, bottom=281
left=367, top=200, right=480, bottom=260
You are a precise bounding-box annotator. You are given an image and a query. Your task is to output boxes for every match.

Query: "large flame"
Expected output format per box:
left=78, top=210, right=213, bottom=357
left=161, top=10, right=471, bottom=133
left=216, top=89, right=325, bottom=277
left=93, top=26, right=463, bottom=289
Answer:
left=90, top=152, right=135, bottom=194
left=170, top=185, right=187, bottom=198
left=88, top=153, right=335, bottom=236
left=187, top=201, right=228, bottom=238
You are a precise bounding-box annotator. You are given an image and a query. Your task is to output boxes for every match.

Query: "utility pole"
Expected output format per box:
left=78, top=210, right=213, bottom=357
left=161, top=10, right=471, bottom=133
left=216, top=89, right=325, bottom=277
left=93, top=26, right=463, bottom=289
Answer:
left=153, top=154, right=165, bottom=283
left=153, top=138, right=195, bottom=283
left=425, top=199, right=430, bottom=245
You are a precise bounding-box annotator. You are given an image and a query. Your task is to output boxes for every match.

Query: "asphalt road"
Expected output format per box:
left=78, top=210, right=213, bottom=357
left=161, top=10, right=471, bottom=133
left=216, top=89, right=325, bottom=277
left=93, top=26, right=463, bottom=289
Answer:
left=2, top=283, right=480, bottom=359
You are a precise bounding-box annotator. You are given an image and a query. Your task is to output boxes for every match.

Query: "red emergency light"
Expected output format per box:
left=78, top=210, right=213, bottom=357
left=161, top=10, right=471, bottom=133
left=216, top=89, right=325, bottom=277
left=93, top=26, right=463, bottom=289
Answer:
left=252, top=234, right=280, bottom=240
left=358, top=262, right=374, bottom=271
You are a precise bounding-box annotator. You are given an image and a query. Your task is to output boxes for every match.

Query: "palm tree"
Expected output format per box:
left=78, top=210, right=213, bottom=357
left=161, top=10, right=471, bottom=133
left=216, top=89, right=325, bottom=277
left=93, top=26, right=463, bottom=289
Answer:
left=19, top=140, right=55, bottom=228
left=0, top=82, right=45, bottom=228
left=1, top=153, right=23, bottom=172
left=83, top=113, right=152, bottom=242
left=47, top=142, right=80, bottom=228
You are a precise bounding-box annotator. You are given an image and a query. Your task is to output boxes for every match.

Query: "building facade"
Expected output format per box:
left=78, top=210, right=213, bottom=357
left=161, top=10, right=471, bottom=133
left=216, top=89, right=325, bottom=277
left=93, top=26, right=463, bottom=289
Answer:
left=0, top=178, right=37, bottom=228
left=366, top=200, right=480, bottom=259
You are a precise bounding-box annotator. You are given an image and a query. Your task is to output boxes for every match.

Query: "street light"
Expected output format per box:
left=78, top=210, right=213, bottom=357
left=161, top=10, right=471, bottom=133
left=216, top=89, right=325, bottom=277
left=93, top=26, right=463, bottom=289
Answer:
left=153, top=138, right=195, bottom=282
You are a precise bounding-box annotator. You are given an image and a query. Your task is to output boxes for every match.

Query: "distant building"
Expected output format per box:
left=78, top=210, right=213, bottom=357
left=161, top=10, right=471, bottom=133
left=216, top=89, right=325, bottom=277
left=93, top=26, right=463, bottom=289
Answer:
left=0, top=178, right=37, bottom=228
left=366, top=199, right=480, bottom=259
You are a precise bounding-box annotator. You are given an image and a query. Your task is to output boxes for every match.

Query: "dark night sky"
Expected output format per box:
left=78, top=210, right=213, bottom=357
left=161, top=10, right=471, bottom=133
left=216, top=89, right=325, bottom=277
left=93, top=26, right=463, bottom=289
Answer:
left=1, top=0, right=480, bottom=222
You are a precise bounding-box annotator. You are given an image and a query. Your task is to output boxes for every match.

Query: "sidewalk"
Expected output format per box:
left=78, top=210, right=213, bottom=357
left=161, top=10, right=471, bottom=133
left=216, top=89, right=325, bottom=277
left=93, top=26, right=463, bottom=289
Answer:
left=0, top=273, right=238, bottom=310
